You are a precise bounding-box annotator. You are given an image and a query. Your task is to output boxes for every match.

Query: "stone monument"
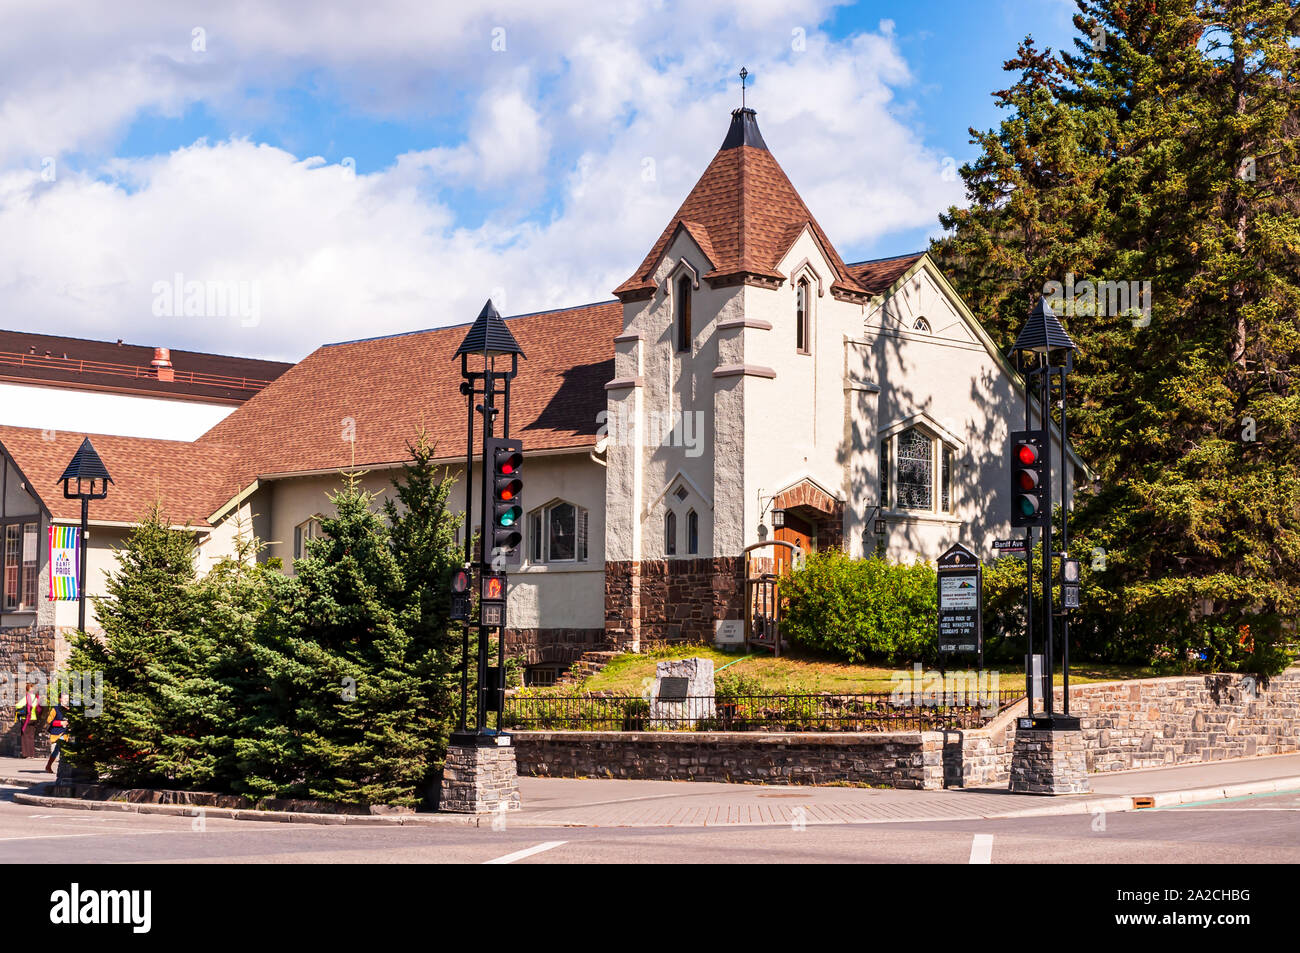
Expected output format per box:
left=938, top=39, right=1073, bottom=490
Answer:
left=650, top=657, right=715, bottom=728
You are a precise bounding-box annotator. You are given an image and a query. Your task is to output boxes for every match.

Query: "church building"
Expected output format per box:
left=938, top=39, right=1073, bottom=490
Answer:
left=0, top=107, right=1087, bottom=679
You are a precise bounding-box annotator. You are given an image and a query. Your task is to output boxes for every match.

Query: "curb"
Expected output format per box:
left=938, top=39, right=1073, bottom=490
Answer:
left=13, top=775, right=1300, bottom=829
left=1, top=775, right=45, bottom=788
left=974, top=774, right=1300, bottom=821
left=12, top=790, right=492, bottom=826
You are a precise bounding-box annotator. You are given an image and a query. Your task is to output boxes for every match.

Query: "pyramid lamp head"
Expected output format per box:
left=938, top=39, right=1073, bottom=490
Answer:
left=57, top=437, right=113, bottom=501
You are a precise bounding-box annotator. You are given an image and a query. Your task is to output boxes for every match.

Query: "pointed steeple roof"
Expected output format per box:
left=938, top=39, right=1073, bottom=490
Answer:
left=614, top=109, right=868, bottom=300
left=454, top=299, right=526, bottom=359
left=1012, top=297, right=1077, bottom=354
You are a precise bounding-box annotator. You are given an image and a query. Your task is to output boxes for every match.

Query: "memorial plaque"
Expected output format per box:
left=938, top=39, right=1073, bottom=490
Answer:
left=657, top=676, right=690, bottom=702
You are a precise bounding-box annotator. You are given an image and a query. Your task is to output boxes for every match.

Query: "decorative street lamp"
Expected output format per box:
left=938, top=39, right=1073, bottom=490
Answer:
left=1010, top=297, right=1079, bottom=728
left=452, top=299, right=525, bottom=740
left=56, top=437, right=112, bottom=633
left=771, top=507, right=786, bottom=529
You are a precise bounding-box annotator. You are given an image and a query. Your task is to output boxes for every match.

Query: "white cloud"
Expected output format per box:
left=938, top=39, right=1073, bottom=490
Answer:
left=0, top=1, right=963, bottom=360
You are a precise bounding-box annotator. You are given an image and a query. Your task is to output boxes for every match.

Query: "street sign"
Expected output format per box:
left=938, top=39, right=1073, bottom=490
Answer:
left=993, top=538, right=1028, bottom=556
left=937, top=542, right=983, bottom=660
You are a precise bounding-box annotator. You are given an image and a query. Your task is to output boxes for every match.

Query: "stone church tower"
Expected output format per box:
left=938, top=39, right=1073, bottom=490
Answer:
left=603, top=107, right=876, bottom=649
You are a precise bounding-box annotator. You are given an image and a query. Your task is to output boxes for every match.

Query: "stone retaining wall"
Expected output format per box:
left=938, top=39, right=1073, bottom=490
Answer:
left=513, top=730, right=946, bottom=789
left=1057, top=669, right=1300, bottom=770
left=514, top=668, right=1300, bottom=789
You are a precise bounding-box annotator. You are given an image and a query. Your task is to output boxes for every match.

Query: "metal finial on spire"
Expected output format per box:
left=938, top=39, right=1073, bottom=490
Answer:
left=739, top=67, right=748, bottom=109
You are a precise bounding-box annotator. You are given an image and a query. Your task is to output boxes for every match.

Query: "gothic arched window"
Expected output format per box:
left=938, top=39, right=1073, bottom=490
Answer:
left=796, top=277, right=811, bottom=353
left=675, top=274, right=692, bottom=352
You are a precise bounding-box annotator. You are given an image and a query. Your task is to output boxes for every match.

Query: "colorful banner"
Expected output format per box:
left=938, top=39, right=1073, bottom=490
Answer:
left=48, top=525, right=80, bottom=601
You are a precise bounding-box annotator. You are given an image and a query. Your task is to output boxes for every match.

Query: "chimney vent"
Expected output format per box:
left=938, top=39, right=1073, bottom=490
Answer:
left=152, top=347, right=175, bottom=382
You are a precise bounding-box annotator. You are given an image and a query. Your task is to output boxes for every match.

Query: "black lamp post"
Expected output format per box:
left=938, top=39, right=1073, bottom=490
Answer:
left=452, top=300, right=525, bottom=741
left=56, top=438, right=112, bottom=633
left=1010, top=298, right=1079, bottom=727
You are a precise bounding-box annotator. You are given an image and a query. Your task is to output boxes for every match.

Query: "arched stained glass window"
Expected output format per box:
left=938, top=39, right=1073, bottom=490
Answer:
left=896, top=427, right=934, bottom=510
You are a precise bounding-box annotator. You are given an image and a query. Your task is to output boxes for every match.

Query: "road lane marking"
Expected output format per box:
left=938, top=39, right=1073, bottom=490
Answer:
left=484, top=841, right=566, bottom=865
left=969, top=834, right=993, bottom=864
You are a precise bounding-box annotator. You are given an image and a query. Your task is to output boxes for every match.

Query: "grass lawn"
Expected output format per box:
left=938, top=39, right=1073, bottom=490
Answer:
left=577, top=644, right=1164, bottom=695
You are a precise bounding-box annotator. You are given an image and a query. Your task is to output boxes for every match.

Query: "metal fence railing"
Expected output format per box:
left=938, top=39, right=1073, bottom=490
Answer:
left=502, top=690, right=1025, bottom=733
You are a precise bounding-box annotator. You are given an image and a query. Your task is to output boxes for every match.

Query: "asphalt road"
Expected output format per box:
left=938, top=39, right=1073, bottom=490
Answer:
left=2, top=785, right=1298, bottom=864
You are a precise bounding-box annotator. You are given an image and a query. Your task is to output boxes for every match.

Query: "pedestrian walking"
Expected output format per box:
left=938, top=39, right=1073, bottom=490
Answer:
left=16, top=683, right=40, bottom=759
left=45, top=694, right=69, bottom=774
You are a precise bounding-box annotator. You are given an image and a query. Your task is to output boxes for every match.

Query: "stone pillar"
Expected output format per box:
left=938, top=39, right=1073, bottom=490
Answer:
left=604, top=560, right=641, bottom=652
left=439, top=740, right=522, bottom=814
left=1009, top=728, right=1091, bottom=794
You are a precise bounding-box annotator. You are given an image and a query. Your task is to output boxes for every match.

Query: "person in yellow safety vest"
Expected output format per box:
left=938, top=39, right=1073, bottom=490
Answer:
left=45, top=694, right=69, bottom=774
left=15, top=684, right=40, bottom=759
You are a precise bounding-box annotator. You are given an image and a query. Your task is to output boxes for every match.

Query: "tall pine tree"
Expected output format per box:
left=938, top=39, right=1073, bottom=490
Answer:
left=935, top=0, right=1300, bottom=669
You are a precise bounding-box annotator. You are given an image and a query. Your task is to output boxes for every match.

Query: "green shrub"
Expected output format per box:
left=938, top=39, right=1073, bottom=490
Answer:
left=780, top=551, right=937, bottom=665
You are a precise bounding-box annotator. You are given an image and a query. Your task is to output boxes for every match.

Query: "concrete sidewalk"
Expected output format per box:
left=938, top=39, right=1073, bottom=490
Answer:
left=7, top=752, right=1300, bottom=828
left=0, top=755, right=55, bottom=788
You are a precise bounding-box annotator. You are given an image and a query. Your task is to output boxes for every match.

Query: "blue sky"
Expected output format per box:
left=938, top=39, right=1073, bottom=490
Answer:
left=0, top=0, right=1082, bottom=359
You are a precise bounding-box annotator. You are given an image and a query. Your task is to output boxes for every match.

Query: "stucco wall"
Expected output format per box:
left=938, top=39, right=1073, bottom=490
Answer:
left=258, top=450, right=606, bottom=631
left=607, top=229, right=745, bottom=564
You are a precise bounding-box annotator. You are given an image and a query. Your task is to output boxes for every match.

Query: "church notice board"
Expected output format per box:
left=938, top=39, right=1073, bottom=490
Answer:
left=936, top=542, right=982, bottom=661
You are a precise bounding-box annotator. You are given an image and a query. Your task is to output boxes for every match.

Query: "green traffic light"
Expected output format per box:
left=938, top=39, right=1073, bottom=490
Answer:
left=1019, top=495, right=1037, bottom=516
left=500, top=512, right=515, bottom=526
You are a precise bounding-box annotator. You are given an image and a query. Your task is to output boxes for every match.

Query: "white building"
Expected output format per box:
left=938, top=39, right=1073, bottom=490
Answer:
left=0, top=108, right=1087, bottom=681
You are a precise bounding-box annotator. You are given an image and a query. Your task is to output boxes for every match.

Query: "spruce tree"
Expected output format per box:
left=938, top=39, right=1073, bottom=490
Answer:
left=246, top=473, right=431, bottom=806
left=382, top=431, right=465, bottom=798
left=935, top=0, right=1300, bottom=670
left=65, top=504, right=204, bottom=785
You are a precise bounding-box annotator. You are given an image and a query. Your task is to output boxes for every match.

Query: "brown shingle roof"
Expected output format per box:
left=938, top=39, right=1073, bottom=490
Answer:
left=0, top=426, right=242, bottom=526
left=0, top=329, right=291, bottom=403
left=615, top=110, right=868, bottom=300
left=198, top=300, right=623, bottom=482
left=845, top=252, right=925, bottom=295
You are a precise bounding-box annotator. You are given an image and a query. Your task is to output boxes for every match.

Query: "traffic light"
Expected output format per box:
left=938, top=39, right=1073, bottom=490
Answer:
left=485, top=436, right=524, bottom=556
left=1009, top=429, right=1050, bottom=527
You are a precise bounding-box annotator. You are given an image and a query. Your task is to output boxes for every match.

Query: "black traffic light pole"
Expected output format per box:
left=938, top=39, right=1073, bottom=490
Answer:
left=1018, top=352, right=1035, bottom=716
left=1038, top=360, right=1055, bottom=720
left=1056, top=358, right=1074, bottom=717
left=462, top=352, right=516, bottom=735
left=1011, top=297, right=1079, bottom=729
left=453, top=301, right=526, bottom=743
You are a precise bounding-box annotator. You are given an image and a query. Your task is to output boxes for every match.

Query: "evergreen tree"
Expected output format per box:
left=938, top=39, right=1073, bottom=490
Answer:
left=382, top=431, right=465, bottom=795
left=934, top=0, right=1300, bottom=670
left=245, top=473, right=432, bottom=806
left=65, top=504, right=205, bottom=785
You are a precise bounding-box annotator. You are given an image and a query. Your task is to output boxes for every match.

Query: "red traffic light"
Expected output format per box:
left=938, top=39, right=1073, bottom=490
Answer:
left=1017, top=443, right=1038, bottom=465
left=451, top=569, right=469, bottom=593
left=496, top=450, right=523, bottom=475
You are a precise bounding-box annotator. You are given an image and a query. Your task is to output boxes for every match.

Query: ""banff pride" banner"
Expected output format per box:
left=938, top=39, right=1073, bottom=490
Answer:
left=48, top=525, right=80, bottom=601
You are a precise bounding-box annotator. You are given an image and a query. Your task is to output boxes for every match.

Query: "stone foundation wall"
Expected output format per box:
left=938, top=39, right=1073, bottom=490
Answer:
left=604, top=557, right=745, bottom=645
left=503, top=627, right=608, bottom=666
left=514, top=730, right=945, bottom=789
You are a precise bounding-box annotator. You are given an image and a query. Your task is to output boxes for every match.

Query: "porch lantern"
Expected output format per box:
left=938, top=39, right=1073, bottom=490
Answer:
left=771, top=507, right=786, bottom=529
left=57, top=437, right=112, bottom=633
